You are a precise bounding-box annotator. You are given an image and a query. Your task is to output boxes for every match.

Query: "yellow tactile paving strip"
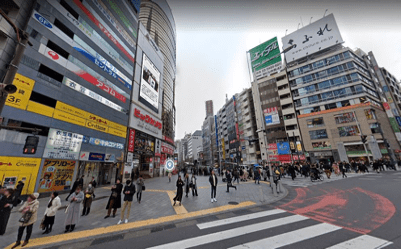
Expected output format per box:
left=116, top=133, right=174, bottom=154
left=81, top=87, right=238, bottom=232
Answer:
left=5, top=201, right=256, bottom=249
left=166, top=191, right=189, bottom=214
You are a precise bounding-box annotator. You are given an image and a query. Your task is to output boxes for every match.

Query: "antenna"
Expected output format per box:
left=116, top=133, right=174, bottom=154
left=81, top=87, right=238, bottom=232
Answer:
left=300, top=17, right=304, bottom=27
left=324, top=9, right=328, bottom=17
left=309, top=17, right=313, bottom=24
left=297, top=23, right=300, bottom=30
left=285, top=29, right=288, bottom=36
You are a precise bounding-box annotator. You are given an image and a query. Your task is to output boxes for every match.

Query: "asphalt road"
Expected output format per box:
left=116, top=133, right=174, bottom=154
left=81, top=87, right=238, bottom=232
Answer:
left=81, top=171, right=401, bottom=249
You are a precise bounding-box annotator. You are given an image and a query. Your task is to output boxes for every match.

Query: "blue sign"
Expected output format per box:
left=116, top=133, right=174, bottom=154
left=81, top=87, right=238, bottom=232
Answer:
left=242, top=146, right=246, bottom=150
left=214, top=115, right=219, bottom=149
left=265, top=115, right=273, bottom=124
left=89, top=153, right=105, bottom=161
left=34, top=13, right=52, bottom=28
left=130, top=0, right=141, bottom=12
left=277, top=142, right=290, bottom=155
left=83, top=136, right=124, bottom=150
left=165, top=159, right=175, bottom=171
left=73, top=47, right=131, bottom=90
left=396, top=116, right=401, bottom=127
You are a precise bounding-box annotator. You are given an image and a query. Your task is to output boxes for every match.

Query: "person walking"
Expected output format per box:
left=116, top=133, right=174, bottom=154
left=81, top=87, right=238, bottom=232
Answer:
left=324, top=163, right=332, bottom=179
left=173, top=175, right=184, bottom=206
left=0, top=188, right=15, bottom=235
left=82, top=183, right=94, bottom=216
left=340, top=161, right=347, bottom=178
left=13, top=181, right=24, bottom=206
left=184, top=174, right=190, bottom=197
left=105, top=178, right=123, bottom=218
left=168, top=172, right=172, bottom=183
left=118, top=180, right=136, bottom=224
left=255, top=168, right=261, bottom=184
left=209, top=170, right=218, bottom=203
left=11, top=193, right=39, bottom=248
left=233, top=169, right=239, bottom=184
left=226, top=170, right=237, bottom=192
left=66, top=178, right=81, bottom=201
left=90, top=177, right=97, bottom=188
left=191, top=174, right=198, bottom=196
left=136, top=175, right=144, bottom=204
left=42, top=192, right=61, bottom=234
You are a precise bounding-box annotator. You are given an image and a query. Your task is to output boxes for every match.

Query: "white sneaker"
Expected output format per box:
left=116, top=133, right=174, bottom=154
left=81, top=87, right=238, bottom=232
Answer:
left=117, top=220, right=122, bottom=225
left=213, top=198, right=217, bottom=202
left=211, top=198, right=214, bottom=203
left=125, top=219, right=128, bottom=224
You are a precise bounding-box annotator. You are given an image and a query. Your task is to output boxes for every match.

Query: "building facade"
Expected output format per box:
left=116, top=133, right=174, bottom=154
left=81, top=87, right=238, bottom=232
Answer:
left=139, top=0, right=177, bottom=142
left=205, top=100, right=214, bottom=118
left=202, top=115, right=216, bottom=166
left=187, top=130, right=202, bottom=164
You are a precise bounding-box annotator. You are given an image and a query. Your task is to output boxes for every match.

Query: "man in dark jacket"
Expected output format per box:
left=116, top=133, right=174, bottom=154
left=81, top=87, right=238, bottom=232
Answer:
left=226, top=170, right=237, bottom=192
left=0, top=189, right=14, bottom=235
left=13, top=181, right=24, bottom=206
left=209, top=170, right=218, bottom=203
left=118, top=180, right=135, bottom=224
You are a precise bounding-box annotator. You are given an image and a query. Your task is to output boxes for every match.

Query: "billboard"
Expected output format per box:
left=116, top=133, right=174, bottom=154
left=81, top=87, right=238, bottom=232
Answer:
left=264, top=107, right=280, bottom=126
left=277, top=142, right=291, bottom=155
left=249, top=37, right=282, bottom=79
left=38, top=159, right=76, bottom=193
left=282, top=14, right=343, bottom=62
left=139, top=53, right=161, bottom=112
left=43, top=129, right=84, bottom=160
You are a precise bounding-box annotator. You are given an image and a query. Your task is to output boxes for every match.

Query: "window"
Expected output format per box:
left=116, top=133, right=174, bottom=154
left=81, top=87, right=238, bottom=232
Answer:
left=370, top=123, right=381, bottom=133
left=338, top=125, right=360, bottom=137
left=47, top=40, right=69, bottom=59
left=29, top=92, right=57, bottom=108
left=54, top=19, right=74, bottom=39
left=302, top=106, right=320, bottom=114
left=307, top=118, right=324, bottom=128
left=365, top=109, right=377, bottom=120
left=38, top=64, right=63, bottom=82
left=309, top=129, right=328, bottom=140
left=312, top=141, right=331, bottom=149
left=335, top=112, right=355, bottom=124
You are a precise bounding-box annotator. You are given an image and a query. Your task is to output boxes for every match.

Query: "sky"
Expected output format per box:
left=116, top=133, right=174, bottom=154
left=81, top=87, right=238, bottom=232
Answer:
left=167, top=0, right=401, bottom=139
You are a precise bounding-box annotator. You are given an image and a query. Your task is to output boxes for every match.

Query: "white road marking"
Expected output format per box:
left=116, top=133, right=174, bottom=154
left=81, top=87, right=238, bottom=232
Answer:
left=326, top=234, right=392, bottom=249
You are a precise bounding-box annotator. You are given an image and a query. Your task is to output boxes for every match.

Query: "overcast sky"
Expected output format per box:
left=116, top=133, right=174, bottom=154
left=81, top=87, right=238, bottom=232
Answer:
left=167, top=0, right=401, bottom=140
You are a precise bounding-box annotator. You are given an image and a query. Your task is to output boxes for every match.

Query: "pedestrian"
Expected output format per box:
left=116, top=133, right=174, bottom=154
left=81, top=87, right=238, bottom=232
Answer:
left=82, top=183, right=94, bottom=216
left=226, top=170, right=237, bottom=192
left=136, top=175, right=144, bottom=204
left=324, top=163, right=332, bottom=179
left=184, top=173, right=190, bottom=197
left=65, top=187, right=84, bottom=233
left=78, top=175, right=84, bottom=188
left=11, top=192, right=39, bottom=248
left=209, top=170, right=218, bottom=203
left=168, top=172, right=172, bottom=183
left=66, top=178, right=81, bottom=201
left=191, top=174, right=198, bottom=196
left=255, top=168, right=261, bottom=184
left=0, top=188, right=15, bottom=235
left=90, top=177, right=97, bottom=188
left=289, top=165, right=296, bottom=181
left=233, top=168, right=239, bottom=184
left=118, top=180, right=136, bottom=224
left=13, top=181, right=24, bottom=206
left=173, top=175, right=184, bottom=206
left=340, top=161, right=347, bottom=178
left=105, top=178, right=123, bottom=218
left=42, top=191, right=61, bottom=234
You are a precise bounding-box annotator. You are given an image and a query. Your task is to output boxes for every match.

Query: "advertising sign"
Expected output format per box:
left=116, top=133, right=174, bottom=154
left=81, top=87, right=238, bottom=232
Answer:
left=383, top=102, right=390, bottom=110
left=155, top=139, right=161, bottom=157
left=296, top=141, right=303, bottom=152
left=277, top=142, right=290, bottom=155
left=43, top=129, right=84, bottom=160
left=128, top=129, right=136, bottom=153
left=161, top=142, right=174, bottom=155
left=222, top=138, right=226, bottom=159
left=89, top=153, right=105, bottom=161
left=282, top=14, right=344, bottom=62
left=264, top=107, right=280, bottom=126
left=38, top=159, right=76, bottom=193
left=249, top=37, right=282, bottom=79
left=129, top=104, right=163, bottom=139
left=214, top=115, right=219, bottom=152
left=83, top=136, right=124, bottom=149
left=5, top=73, right=35, bottom=110
left=389, top=117, right=401, bottom=132
left=139, top=53, right=161, bottom=112
left=396, top=116, right=401, bottom=127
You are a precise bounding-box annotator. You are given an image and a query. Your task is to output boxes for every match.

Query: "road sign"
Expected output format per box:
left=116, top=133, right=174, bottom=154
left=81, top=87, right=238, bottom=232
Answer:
left=165, top=159, right=175, bottom=171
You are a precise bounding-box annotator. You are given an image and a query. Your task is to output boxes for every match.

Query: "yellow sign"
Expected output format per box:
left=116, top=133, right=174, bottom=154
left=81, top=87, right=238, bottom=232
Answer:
left=38, top=159, right=76, bottom=193
left=27, top=101, right=54, bottom=117
left=296, top=141, right=302, bottom=152
left=0, top=156, right=42, bottom=195
left=5, top=73, right=35, bottom=110
left=222, top=138, right=226, bottom=159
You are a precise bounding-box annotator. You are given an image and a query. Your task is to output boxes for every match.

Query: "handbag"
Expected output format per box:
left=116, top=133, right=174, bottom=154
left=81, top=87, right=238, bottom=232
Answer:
left=141, top=185, right=145, bottom=191
left=39, top=216, right=45, bottom=230
left=111, top=192, right=118, bottom=198
left=85, top=194, right=92, bottom=198
left=189, top=182, right=193, bottom=189
left=19, top=211, right=33, bottom=223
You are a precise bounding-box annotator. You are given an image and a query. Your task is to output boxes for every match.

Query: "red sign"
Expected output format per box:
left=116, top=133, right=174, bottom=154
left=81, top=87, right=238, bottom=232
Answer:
left=163, top=135, right=175, bottom=145
left=269, top=155, right=279, bottom=161
left=279, top=155, right=291, bottom=161
left=161, top=142, right=174, bottom=155
left=128, top=129, right=135, bottom=152
left=292, top=155, right=306, bottom=160
left=268, top=143, right=278, bottom=150
left=134, top=108, right=162, bottom=129
left=383, top=102, right=390, bottom=110
left=235, top=123, right=240, bottom=141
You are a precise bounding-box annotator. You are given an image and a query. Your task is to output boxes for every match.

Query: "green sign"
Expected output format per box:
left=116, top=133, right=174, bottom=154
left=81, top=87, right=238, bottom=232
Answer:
left=346, top=151, right=372, bottom=156
left=389, top=117, right=400, bottom=133
left=381, top=149, right=388, bottom=154
left=249, top=37, right=282, bottom=79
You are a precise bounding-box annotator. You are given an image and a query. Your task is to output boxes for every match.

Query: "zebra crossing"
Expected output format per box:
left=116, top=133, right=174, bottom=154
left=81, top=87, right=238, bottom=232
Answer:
left=147, top=208, right=392, bottom=249
left=280, top=172, right=366, bottom=187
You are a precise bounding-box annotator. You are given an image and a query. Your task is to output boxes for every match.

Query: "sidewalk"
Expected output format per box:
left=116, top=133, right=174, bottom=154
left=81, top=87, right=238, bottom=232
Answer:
left=1, top=174, right=287, bottom=249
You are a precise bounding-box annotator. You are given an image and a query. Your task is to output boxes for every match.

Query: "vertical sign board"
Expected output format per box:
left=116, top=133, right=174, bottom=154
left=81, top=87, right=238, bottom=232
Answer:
left=43, top=129, right=83, bottom=160
left=249, top=37, right=282, bottom=79
left=264, top=107, right=280, bottom=126
left=282, top=14, right=344, bottom=62
left=214, top=115, right=219, bottom=153
left=5, top=73, right=35, bottom=110
left=38, top=159, right=76, bottom=193
left=128, top=129, right=136, bottom=153
left=222, top=138, right=226, bottom=159
left=139, top=53, right=161, bottom=113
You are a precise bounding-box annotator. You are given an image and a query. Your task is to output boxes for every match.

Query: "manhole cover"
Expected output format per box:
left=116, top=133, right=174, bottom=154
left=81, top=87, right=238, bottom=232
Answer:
left=228, top=202, right=239, bottom=205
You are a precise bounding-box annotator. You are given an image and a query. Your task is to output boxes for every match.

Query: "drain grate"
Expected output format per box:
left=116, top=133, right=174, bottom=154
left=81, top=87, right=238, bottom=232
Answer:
left=228, top=201, right=239, bottom=205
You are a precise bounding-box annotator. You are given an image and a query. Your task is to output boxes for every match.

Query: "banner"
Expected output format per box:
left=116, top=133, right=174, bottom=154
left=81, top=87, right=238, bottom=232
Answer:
left=105, top=0, right=138, bottom=38
left=5, top=73, right=35, bottom=110
left=83, top=136, right=124, bottom=149
left=139, top=53, right=160, bottom=111
left=222, top=138, right=226, bottom=159
left=277, top=142, right=290, bottom=155
left=38, top=159, right=76, bottom=193
left=264, top=107, right=280, bottom=126
left=249, top=37, right=282, bottom=79
left=43, top=129, right=84, bottom=160
left=128, top=129, right=136, bottom=153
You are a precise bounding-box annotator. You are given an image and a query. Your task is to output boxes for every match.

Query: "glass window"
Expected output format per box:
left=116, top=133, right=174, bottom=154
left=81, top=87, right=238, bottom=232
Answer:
left=312, top=141, right=331, bottom=149
left=343, top=51, right=351, bottom=59
left=338, top=125, right=360, bottom=137
left=321, top=91, right=334, bottom=99
left=328, top=66, right=339, bottom=75
left=303, top=106, right=321, bottom=114
left=309, top=129, right=328, bottom=140
left=370, top=123, right=380, bottom=133
left=308, top=95, right=319, bottom=104
left=307, top=117, right=324, bottom=128
left=303, top=74, right=313, bottom=83
left=300, top=97, right=309, bottom=106
left=335, top=112, right=355, bottom=124
left=365, top=109, right=377, bottom=120
left=318, top=80, right=330, bottom=90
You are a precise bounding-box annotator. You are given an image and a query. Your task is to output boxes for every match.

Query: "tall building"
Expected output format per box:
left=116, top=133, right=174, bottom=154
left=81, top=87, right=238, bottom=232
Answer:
left=202, top=115, right=216, bottom=166
left=139, top=0, right=177, bottom=143
left=205, top=100, right=214, bottom=117
left=187, top=130, right=202, bottom=164
left=0, top=0, right=140, bottom=193
left=284, top=14, right=400, bottom=163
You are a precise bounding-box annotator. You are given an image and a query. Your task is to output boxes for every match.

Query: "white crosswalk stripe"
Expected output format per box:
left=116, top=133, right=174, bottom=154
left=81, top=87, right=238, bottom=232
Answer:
left=147, top=209, right=392, bottom=249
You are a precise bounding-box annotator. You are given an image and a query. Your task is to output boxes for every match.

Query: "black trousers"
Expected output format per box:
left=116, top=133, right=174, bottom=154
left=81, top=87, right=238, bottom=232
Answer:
left=17, top=224, right=33, bottom=242
left=137, top=191, right=142, bottom=202
left=192, top=187, right=198, bottom=196
left=227, top=183, right=236, bottom=192
left=211, top=186, right=217, bottom=198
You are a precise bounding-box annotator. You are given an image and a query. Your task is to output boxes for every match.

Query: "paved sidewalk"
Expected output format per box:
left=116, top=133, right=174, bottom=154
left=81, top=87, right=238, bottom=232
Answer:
left=1, top=174, right=286, bottom=249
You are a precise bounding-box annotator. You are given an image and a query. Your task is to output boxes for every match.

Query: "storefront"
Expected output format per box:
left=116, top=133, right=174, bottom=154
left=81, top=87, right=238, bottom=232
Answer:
left=79, top=151, right=122, bottom=185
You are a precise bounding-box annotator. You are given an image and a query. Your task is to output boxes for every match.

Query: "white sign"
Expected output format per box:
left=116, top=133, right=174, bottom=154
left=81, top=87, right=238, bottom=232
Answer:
left=139, top=53, right=160, bottom=111
left=79, top=151, right=90, bottom=161
left=127, top=152, right=134, bottom=163
left=165, top=159, right=175, bottom=171
left=104, top=154, right=116, bottom=162
left=43, top=129, right=83, bottom=160
left=129, top=103, right=163, bottom=139
left=155, top=139, right=161, bottom=156
left=282, top=14, right=343, bottom=62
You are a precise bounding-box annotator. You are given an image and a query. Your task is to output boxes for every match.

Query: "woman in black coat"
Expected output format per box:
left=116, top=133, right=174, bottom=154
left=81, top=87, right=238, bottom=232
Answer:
left=0, top=189, right=15, bottom=235
left=104, top=178, right=123, bottom=218
left=173, top=175, right=184, bottom=206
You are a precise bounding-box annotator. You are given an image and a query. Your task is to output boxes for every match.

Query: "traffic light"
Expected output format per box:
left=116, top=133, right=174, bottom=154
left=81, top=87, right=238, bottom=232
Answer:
left=361, top=135, right=367, bottom=144
left=23, top=136, right=39, bottom=154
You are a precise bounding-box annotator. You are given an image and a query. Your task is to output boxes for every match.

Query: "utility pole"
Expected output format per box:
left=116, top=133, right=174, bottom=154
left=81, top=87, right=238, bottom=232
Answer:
left=353, top=111, right=371, bottom=163
left=0, top=9, right=31, bottom=117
